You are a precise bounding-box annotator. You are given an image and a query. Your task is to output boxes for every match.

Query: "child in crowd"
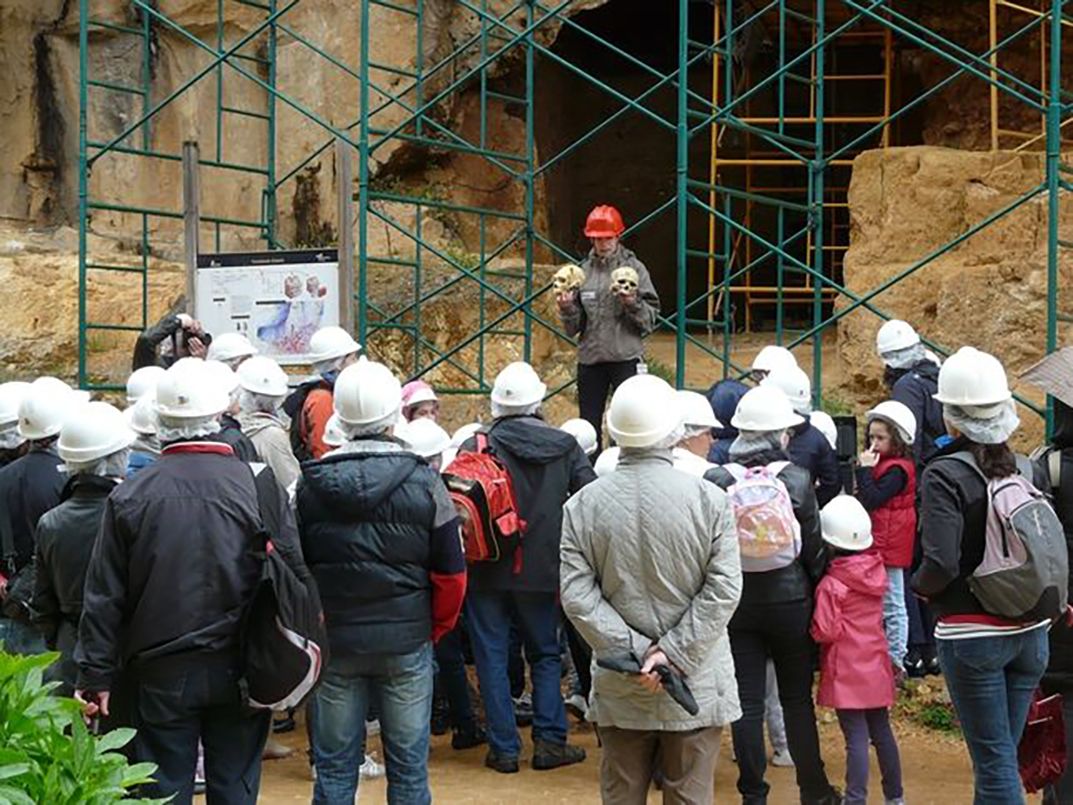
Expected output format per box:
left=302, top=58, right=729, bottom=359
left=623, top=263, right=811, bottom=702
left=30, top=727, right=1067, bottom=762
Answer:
left=812, top=495, right=904, bottom=805
left=854, top=401, right=917, bottom=675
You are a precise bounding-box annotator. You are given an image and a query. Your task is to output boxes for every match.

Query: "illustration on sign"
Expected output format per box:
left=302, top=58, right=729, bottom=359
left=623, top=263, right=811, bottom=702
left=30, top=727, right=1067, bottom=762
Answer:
left=196, top=250, right=340, bottom=365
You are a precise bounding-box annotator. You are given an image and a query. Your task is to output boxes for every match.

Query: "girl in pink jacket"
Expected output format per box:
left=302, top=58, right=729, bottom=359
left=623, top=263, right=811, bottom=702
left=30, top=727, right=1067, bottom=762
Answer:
left=811, top=496, right=904, bottom=805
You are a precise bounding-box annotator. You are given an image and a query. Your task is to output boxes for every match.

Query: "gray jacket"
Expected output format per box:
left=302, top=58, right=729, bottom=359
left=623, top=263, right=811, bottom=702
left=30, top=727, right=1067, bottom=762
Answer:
left=561, top=449, right=742, bottom=731
left=559, top=245, right=659, bottom=365
left=238, top=411, right=301, bottom=493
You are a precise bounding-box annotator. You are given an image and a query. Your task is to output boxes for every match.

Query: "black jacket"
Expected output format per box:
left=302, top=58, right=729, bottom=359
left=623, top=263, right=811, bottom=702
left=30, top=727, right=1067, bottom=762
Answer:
left=706, top=448, right=827, bottom=605
left=911, top=436, right=1042, bottom=619
left=788, top=421, right=842, bottom=506
left=296, top=442, right=452, bottom=656
left=0, top=445, right=66, bottom=571
left=463, top=416, right=596, bottom=593
left=131, top=313, right=183, bottom=370
left=32, top=474, right=116, bottom=693
left=75, top=443, right=309, bottom=691
left=1039, top=401, right=1073, bottom=692
left=889, top=359, right=945, bottom=467
left=216, top=414, right=259, bottom=463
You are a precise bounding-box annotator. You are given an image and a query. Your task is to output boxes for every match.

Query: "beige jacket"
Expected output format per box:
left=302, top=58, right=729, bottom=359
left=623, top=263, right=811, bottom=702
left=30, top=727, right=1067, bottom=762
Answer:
left=238, top=411, right=300, bottom=493
left=561, top=448, right=742, bottom=731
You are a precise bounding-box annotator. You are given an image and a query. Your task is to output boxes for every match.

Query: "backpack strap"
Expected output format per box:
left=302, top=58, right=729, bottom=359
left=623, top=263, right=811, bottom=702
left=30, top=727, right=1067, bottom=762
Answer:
left=938, top=451, right=989, bottom=485
left=247, top=462, right=280, bottom=545
left=723, top=462, right=746, bottom=483
left=766, top=460, right=792, bottom=477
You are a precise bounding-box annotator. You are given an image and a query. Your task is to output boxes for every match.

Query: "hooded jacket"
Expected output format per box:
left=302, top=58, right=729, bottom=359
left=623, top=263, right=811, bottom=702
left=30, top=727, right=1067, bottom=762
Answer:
left=0, top=444, right=66, bottom=572
left=559, top=245, right=660, bottom=365
left=75, top=441, right=311, bottom=691
left=462, top=416, right=595, bottom=593
left=889, top=359, right=945, bottom=467
left=705, top=379, right=749, bottom=465
left=787, top=420, right=842, bottom=506
left=239, top=410, right=301, bottom=492
left=706, top=447, right=828, bottom=605
left=214, top=413, right=259, bottom=463
left=32, top=474, right=117, bottom=694
left=284, top=379, right=334, bottom=461
left=561, top=449, right=742, bottom=731
left=1039, top=400, right=1073, bottom=692
left=811, top=550, right=893, bottom=710
left=297, top=438, right=465, bottom=655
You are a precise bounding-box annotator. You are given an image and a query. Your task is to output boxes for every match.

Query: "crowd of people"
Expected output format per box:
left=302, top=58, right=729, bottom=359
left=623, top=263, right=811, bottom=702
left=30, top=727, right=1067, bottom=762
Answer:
left=0, top=204, right=1070, bottom=805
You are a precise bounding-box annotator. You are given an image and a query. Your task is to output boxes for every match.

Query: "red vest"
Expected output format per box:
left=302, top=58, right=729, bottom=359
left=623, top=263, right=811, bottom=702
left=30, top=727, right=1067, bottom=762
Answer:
left=868, top=455, right=917, bottom=568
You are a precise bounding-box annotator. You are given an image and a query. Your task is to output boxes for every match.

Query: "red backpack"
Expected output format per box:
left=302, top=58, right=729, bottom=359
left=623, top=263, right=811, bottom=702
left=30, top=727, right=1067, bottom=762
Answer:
left=442, top=433, right=526, bottom=572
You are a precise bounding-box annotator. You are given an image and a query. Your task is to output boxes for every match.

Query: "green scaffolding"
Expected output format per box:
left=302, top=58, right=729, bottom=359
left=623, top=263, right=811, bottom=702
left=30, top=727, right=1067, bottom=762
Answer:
left=79, top=0, right=1072, bottom=424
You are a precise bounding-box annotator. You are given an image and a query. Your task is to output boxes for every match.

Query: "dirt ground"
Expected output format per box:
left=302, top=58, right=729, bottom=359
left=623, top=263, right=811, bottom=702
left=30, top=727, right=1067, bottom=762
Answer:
left=254, top=711, right=1040, bottom=804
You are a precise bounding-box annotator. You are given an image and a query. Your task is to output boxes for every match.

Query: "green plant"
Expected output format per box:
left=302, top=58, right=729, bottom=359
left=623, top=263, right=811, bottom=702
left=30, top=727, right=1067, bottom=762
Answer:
left=642, top=358, right=676, bottom=386
left=914, top=701, right=960, bottom=734
left=0, top=650, right=164, bottom=804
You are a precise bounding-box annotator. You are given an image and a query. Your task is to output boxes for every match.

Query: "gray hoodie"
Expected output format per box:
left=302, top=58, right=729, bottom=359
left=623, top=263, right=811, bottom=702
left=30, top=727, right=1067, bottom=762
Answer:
left=238, top=411, right=300, bottom=492
left=559, top=245, right=660, bottom=365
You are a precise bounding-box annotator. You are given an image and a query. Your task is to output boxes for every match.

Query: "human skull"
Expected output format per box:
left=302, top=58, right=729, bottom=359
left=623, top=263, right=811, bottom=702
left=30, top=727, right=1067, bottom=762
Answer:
left=552, top=263, right=586, bottom=294
left=610, top=266, right=639, bottom=296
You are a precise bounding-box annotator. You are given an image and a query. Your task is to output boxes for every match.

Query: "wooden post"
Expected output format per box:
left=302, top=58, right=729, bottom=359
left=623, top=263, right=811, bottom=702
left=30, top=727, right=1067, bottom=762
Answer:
left=336, top=138, right=355, bottom=334
left=182, top=141, right=201, bottom=313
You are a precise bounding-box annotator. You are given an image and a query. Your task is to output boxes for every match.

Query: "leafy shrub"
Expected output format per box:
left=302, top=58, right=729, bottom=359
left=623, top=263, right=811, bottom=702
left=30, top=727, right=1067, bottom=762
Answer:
left=0, top=650, right=164, bottom=804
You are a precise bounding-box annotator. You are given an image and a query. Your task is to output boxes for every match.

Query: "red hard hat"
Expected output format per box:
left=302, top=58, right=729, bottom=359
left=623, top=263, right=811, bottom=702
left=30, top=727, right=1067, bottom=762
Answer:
left=584, top=205, right=625, bottom=238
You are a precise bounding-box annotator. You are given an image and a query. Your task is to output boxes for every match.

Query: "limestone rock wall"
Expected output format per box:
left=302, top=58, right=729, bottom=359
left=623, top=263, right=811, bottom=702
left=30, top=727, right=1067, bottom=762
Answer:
left=838, top=146, right=1073, bottom=447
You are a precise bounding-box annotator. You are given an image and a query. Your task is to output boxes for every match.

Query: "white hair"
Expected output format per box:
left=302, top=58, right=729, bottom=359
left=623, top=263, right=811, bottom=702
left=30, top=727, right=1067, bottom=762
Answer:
left=0, top=423, right=24, bottom=451
left=338, top=410, right=398, bottom=440
left=491, top=401, right=541, bottom=420
left=239, top=389, right=284, bottom=415
left=679, top=424, right=712, bottom=442
left=156, top=414, right=221, bottom=444
left=133, top=434, right=160, bottom=456
left=65, top=448, right=131, bottom=478
left=312, top=356, right=346, bottom=377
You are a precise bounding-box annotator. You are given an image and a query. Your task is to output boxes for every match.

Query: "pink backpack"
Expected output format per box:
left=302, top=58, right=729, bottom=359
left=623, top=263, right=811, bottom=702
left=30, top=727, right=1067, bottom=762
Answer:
left=725, top=462, right=802, bottom=572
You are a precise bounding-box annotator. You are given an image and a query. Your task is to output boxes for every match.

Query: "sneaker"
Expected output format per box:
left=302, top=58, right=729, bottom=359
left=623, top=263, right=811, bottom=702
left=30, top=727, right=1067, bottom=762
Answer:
left=885, top=799, right=906, bottom=805
left=770, top=748, right=795, bottom=767
left=924, top=653, right=942, bottom=677
left=531, top=739, right=586, bottom=771
left=262, top=738, right=294, bottom=760
left=360, top=753, right=385, bottom=780
left=272, top=713, right=296, bottom=734
left=451, top=723, right=487, bottom=750
left=513, top=692, right=534, bottom=727
left=365, top=719, right=380, bottom=738
left=484, top=749, right=520, bottom=774
left=903, top=648, right=926, bottom=679
left=564, top=692, right=588, bottom=721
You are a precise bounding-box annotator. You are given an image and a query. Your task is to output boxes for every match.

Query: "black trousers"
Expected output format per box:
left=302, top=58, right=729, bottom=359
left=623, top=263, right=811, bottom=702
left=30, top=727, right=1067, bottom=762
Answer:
left=577, top=359, right=639, bottom=453
left=729, top=598, right=836, bottom=805
left=128, top=655, right=270, bottom=805
left=563, top=615, right=592, bottom=698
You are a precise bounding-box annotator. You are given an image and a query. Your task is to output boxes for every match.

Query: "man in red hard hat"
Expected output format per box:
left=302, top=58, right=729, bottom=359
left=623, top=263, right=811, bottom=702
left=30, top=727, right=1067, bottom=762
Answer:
left=556, top=205, right=660, bottom=455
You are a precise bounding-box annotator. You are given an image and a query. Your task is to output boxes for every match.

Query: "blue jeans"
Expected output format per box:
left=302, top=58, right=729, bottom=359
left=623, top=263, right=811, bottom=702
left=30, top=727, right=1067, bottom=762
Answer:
left=311, top=643, right=433, bottom=805
left=937, top=627, right=1049, bottom=805
left=883, top=567, right=908, bottom=665
left=0, top=617, right=46, bottom=656
left=466, top=591, right=567, bottom=757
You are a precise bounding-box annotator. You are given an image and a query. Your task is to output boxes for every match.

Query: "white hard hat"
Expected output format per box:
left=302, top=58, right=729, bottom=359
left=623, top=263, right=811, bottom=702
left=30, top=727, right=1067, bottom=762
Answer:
left=751, top=345, right=798, bottom=374
left=450, top=423, right=482, bottom=448
left=206, top=332, right=257, bottom=363
left=204, top=360, right=240, bottom=395
left=156, top=360, right=229, bottom=419
left=333, top=359, right=402, bottom=426
left=593, top=446, right=620, bottom=477
left=236, top=356, right=289, bottom=397
left=490, top=362, right=546, bottom=408
left=125, top=366, right=166, bottom=405
left=933, top=346, right=1012, bottom=409
left=17, top=377, right=85, bottom=439
left=58, top=402, right=135, bottom=465
left=322, top=413, right=347, bottom=447
left=607, top=374, right=681, bottom=448
left=308, top=326, right=361, bottom=364
left=730, top=386, right=804, bottom=432
left=560, top=418, right=598, bottom=456
left=866, top=400, right=917, bottom=444
left=809, top=410, right=838, bottom=451
left=441, top=447, right=459, bottom=470
left=876, top=320, right=920, bottom=355
left=124, top=395, right=157, bottom=436
left=760, top=367, right=812, bottom=415
left=400, top=418, right=451, bottom=459
left=0, top=381, right=31, bottom=426
left=820, top=495, right=874, bottom=552
left=676, top=390, right=720, bottom=430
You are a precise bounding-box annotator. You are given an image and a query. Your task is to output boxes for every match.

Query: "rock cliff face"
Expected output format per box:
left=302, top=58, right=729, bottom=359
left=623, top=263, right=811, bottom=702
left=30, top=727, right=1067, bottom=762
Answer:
left=837, top=146, right=1073, bottom=447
